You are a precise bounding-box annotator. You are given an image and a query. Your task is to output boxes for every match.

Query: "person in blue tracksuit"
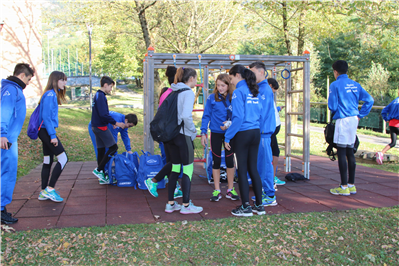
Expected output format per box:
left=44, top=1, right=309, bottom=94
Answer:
left=249, top=61, right=277, bottom=207
left=37, top=71, right=69, bottom=203
left=200, top=73, right=239, bottom=202
left=328, top=60, right=374, bottom=196
left=224, top=64, right=266, bottom=217
left=88, top=111, right=137, bottom=158
left=376, top=91, right=399, bottom=164
left=1, top=63, right=35, bottom=224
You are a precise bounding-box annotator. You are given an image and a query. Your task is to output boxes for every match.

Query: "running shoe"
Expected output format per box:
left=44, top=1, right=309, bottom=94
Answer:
left=165, top=201, right=182, bottom=213
left=330, top=186, right=350, bottom=196
left=42, top=188, right=63, bottom=202
left=38, top=190, right=49, bottom=201
left=252, top=204, right=266, bottom=215
left=210, top=190, right=222, bottom=202
left=251, top=191, right=267, bottom=202
left=231, top=205, right=253, bottom=217
left=348, top=185, right=357, bottom=195
left=98, top=175, right=110, bottom=185
left=274, top=176, right=286, bottom=186
left=174, top=188, right=183, bottom=199
left=262, top=195, right=278, bottom=207
left=145, top=178, right=158, bottom=197
left=226, top=187, right=240, bottom=201
left=180, top=200, right=203, bottom=214
left=375, top=152, right=384, bottom=165
left=93, top=168, right=105, bottom=179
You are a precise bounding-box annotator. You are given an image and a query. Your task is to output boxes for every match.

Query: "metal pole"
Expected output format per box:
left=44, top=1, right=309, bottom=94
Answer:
left=285, top=65, right=292, bottom=173
left=68, top=49, right=71, bottom=76
left=76, top=49, right=78, bottom=76
left=47, top=32, right=50, bottom=74
left=303, top=58, right=311, bottom=179
left=144, top=49, right=155, bottom=154
left=87, top=24, right=93, bottom=111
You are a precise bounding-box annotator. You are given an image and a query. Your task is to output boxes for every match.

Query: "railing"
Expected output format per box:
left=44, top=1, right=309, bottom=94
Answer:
left=277, top=100, right=389, bottom=133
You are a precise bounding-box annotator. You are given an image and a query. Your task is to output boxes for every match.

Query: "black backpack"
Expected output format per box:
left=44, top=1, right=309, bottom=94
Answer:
left=285, top=173, right=307, bottom=182
left=150, top=88, right=189, bottom=143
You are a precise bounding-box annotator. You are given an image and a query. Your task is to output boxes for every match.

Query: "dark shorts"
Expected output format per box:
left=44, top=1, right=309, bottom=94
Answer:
left=271, top=125, right=281, bottom=157
left=92, top=127, right=116, bottom=149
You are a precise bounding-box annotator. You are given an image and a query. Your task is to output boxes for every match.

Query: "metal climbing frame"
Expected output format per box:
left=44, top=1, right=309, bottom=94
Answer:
left=143, top=47, right=311, bottom=178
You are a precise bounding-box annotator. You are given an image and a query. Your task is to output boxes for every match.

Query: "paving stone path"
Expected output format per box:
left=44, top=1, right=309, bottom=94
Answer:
left=7, top=155, right=398, bottom=231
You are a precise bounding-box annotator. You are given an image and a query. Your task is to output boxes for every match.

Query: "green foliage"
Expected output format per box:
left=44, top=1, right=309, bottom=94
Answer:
left=364, top=62, right=391, bottom=105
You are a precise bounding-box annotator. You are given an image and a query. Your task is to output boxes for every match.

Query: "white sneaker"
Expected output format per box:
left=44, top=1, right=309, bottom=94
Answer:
left=180, top=200, right=203, bottom=214
left=375, top=152, right=383, bottom=165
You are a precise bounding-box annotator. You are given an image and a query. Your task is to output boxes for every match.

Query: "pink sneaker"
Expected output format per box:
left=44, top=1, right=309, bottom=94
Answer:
left=376, top=152, right=383, bottom=165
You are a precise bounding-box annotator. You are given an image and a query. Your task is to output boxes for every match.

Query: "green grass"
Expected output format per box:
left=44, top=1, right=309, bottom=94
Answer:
left=2, top=207, right=398, bottom=265
left=126, top=83, right=144, bottom=94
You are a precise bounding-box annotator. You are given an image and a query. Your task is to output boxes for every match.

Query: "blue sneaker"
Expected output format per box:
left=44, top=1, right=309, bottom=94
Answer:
left=274, top=176, right=286, bottom=186
left=38, top=191, right=49, bottom=201
left=262, top=195, right=277, bottom=207
left=42, top=188, right=63, bottom=202
left=174, top=188, right=183, bottom=199
left=145, top=179, right=158, bottom=197
left=251, top=191, right=266, bottom=202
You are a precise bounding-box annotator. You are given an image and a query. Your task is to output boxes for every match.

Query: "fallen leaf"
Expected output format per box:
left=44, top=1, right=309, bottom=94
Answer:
left=365, top=254, right=375, bottom=263
left=63, top=242, right=70, bottom=249
left=338, top=236, right=344, bottom=241
left=292, top=251, right=301, bottom=257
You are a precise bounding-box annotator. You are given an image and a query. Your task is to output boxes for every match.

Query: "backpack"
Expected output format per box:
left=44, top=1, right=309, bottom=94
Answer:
left=137, top=150, right=165, bottom=190
left=285, top=173, right=307, bottom=182
left=27, top=104, right=43, bottom=140
left=324, top=122, right=360, bottom=161
left=150, top=88, right=189, bottom=143
left=107, top=152, right=138, bottom=187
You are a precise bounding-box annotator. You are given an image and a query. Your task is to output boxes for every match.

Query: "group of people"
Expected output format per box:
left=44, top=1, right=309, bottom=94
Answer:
left=1, top=59, right=397, bottom=224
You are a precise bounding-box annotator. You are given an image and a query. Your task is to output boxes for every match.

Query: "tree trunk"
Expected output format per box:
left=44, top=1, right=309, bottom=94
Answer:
left=281, top=1, right=292, bottom=56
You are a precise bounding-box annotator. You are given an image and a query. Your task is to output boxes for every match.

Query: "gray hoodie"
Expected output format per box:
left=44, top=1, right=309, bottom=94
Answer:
left=170, top=82, right=197, bottom=141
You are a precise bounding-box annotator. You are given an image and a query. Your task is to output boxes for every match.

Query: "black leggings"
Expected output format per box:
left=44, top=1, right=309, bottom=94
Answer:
left=389, top=126, right=398, bottom=148
left=38, top=128, right=68, bottom=190
left=165, top=134, right=194, bottom=204
left=97, top=144, right=118, bottom=172
left=153, top=143, right=172, bottom=182
left=233, top=129, right=263, bottom=206
left=211, top=132, right=234, bottom=169
left=337, top=147, right=356, bottom=186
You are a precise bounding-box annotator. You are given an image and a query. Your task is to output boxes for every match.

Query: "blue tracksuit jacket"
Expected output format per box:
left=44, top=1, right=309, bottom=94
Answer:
left=91, top=90, right=116, bottom=127
left=200, top=93, right=232, bottom=134
left=1, top=79, right=27, bottom=142
left=328, top=74, right=374, bottom=120
left=225, top=80, right=261, bottom=143
left=39, top=90, right=59, bottom=139
left=258, top=79, right=276, bottom=136
left=381, top=97, right=399, bottom=122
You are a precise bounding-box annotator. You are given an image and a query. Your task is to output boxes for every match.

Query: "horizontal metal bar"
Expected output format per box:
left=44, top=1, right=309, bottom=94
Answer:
left=287, top=154, right=303, bottom=160
left=288, top=90, right=304, bottom=94
left=287, top=133, right=303, bottom=138
left=290, top=67, right=303, bottom=72
left=287, top=112, right=304, bottom=116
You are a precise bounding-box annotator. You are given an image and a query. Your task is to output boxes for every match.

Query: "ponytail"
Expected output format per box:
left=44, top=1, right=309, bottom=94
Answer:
left=230, top=64, right=259, bottom=97
left=174, top=67, right=197, bottom=84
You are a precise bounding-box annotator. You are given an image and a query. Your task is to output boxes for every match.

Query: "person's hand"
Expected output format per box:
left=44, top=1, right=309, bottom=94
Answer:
left=220, top=121, right=231, bottom=131
left=220, top=125, right=227, bottom=131
left=224, top=141, right=231, bottom=151
left=280, top=106, right=285, bottom=110
left=201, top=135, right=207, bottom=147
left=115, top=122, right=125, bottom=129
left=127, top=151, right=133, bottom=154
left=51, top=138, right=58, bottom=147
left=1, top=137, right=9, bottom=150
